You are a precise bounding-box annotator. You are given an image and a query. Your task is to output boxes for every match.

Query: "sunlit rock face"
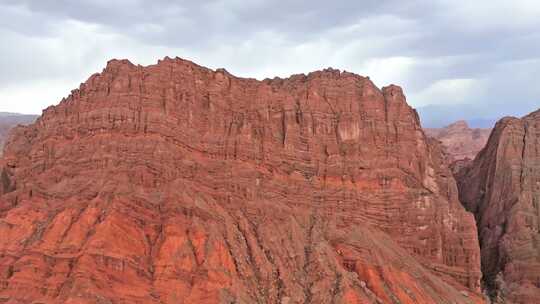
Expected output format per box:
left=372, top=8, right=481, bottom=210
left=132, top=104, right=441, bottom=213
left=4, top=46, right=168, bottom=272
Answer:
left=457, top=109, right=540, bottom=303
left=0, top=57, right=483, bottom=303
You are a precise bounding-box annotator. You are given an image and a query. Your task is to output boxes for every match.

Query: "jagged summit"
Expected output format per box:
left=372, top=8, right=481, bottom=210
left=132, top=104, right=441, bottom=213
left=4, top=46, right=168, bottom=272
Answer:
left=447, top=120, right=469, bottom=129
left=45, top=56, right=398, bottom=119
left=100, top=57, right=381, bottom=89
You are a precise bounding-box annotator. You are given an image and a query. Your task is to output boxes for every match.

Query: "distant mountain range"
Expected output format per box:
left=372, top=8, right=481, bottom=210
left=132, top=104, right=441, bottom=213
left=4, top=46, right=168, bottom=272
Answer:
left=0, top=112, right=38, bottom=152
left=0, top=112, right=39, bottom=121
left=416, top=104, right=499, bottom=128
left=425, top=120, right=491, bottom=161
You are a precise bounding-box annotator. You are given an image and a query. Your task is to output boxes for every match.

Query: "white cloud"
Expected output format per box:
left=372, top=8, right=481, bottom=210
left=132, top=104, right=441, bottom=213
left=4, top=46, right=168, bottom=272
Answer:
left=439, top=0, right=540, bottom=32
left=0, top=0, right=539, bottom=123
left=0, top=79, right=76, bottom=114
left=411, top=78, right=483, bottom=107
left=0, top=19, right=188, bottom=113
left=357, top=56, right=416, bottom=90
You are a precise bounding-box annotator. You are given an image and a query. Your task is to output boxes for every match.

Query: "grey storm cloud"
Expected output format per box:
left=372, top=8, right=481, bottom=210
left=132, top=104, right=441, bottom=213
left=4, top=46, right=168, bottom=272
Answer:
left=0, top=0, right=539, bottom=127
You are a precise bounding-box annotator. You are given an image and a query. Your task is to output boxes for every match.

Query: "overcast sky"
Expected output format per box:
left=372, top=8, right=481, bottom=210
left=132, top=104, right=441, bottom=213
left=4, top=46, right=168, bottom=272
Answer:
left=0, top=0, right=539, bottom=126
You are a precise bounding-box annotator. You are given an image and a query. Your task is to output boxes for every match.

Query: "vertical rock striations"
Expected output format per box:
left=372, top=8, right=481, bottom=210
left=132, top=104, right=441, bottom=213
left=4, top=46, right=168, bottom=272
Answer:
left=457, top=109, right=540, bottom=303
left=0, top=57, right=482, bottom=303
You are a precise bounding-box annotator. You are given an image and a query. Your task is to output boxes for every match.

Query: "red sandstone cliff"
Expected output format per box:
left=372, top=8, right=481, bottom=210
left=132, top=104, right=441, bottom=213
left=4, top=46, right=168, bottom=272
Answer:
left=456, top=109, right=540, bottom=303
left=0, top=57, right=483, bottom=303
left=425, top=120, right=491, bottom=162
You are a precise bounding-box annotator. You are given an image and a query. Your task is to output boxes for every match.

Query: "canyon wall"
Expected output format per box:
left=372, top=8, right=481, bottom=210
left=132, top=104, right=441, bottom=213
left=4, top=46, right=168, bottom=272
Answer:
left=457, top=109, right=540, bottom=303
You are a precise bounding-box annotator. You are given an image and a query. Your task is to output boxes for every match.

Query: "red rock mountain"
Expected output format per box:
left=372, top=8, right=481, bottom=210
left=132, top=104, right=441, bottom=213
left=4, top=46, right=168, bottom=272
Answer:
left=0, top=113, right=38, bottom=154
left=0, top=57, right=483, bottom=303
left=456, top=109, right=540, bottom=303
left=425, top=120, right=491, bottom=162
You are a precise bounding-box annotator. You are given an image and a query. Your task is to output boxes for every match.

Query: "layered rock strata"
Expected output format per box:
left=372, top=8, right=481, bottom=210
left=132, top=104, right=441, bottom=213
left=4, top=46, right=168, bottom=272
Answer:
left=0, top=57, right=483, bottom=303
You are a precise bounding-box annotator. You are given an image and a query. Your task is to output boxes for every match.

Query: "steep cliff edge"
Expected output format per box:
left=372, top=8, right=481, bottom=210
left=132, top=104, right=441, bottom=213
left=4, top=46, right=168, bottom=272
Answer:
left=456, top=109, right=540, bottom=303
left=0, top=57, right=483, bottom=303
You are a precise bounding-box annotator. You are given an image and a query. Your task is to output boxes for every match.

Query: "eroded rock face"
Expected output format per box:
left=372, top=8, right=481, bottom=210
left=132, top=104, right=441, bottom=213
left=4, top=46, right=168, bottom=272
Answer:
left=0, top=57, right=483, bottom=303
left=0, top=113, right=37, bottom=154
left=425, top=120, right=491, bottom=162
left=456, top=109, right=540, bottom=303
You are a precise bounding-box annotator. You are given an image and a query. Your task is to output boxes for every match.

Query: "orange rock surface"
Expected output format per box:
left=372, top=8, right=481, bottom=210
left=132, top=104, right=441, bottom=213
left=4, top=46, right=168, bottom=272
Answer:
left=0, top=57, right=483, bottom=303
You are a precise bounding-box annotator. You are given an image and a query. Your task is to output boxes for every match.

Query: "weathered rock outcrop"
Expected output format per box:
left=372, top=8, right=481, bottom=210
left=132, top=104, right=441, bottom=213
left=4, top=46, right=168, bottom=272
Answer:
left=0, top=57, right=483, bottom=303
left=0, top=113, right=37, bottom=153
left=425, top=120, right=491, bottom=162
left=457, top=109, right=540, bottom=303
